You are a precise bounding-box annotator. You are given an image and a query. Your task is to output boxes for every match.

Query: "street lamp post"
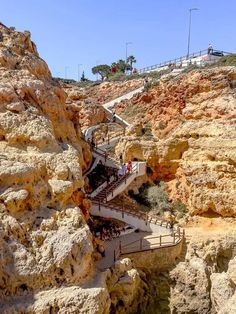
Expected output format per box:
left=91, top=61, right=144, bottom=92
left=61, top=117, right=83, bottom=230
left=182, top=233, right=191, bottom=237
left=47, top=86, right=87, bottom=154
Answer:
left=125, top=42, right=132, bottom=74
left=77, top=64, right=82, bottom=82
left=125, top=42, right=132, bottom=64
left=187, top=8, right=198, bottom=59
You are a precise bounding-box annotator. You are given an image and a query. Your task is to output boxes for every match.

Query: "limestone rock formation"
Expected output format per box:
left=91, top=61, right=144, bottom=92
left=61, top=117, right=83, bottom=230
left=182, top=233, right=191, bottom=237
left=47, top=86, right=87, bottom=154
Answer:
left=0, top=23, right=99, bottom=309
left=64, top=83, right=106, bottom=130
left=170, top=256, right=211, bottom=313
left=169, top=226, right=236, bottom=314
left=211, top=256, right=236, bottom=314
left=81, top=80, right=144, bottom=105
left=61, top=79, right=143, bottom=129
left=116, top=67, right=236, bottom=217
left=0, top=24, right=151, bottom=314
left=106, top=258, right=146, bottom=314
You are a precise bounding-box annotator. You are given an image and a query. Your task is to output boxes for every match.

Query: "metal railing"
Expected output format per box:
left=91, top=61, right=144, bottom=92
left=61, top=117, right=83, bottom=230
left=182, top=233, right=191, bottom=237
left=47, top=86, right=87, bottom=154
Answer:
left=92, top=199, right=185, bottom=262
left=105, top=107, right=130, bottom=128
left=119, top=228, right=184, bottom=256
left=93, top=146, right=120, bottom=166
left=138, top=49, right=233, bottom=74
left=112, top=228, right=185, bottom=262
left=93, top=128, right=125, bottom=146
left=93, top=163, right=139, bottom=202
left=93, top=199, right=173, bottom=229
left=93, top=199, right=148, bottom=220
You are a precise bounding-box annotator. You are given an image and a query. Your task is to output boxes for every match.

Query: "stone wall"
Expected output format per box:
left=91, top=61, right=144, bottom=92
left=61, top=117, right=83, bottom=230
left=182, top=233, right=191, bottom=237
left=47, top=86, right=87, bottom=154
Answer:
left=122, top=240, right=183, bottom=271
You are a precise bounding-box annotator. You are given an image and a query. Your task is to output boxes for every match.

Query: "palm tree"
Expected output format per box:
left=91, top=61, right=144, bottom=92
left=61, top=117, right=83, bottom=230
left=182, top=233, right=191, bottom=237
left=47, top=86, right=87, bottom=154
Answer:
left=127, top=55, right=136, bottom=71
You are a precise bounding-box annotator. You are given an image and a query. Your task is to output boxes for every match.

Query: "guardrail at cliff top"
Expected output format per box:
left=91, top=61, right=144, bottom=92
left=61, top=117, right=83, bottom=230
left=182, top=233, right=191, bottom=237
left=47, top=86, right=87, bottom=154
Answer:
left=138, top=49, right=233, bottom=74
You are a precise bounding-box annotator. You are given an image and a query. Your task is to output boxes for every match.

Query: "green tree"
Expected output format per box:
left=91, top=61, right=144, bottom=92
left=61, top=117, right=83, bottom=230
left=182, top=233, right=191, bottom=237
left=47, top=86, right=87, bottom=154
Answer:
left=127, top=55, right=136, bottom=71
left=91, top=64, right=111, bottom=80
left=112, top=59, right=130, bottom=73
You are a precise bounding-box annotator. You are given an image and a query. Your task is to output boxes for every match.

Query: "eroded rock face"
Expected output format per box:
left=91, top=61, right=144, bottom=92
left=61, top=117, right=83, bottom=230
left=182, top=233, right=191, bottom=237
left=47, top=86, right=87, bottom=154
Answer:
left=0, top=207, right=93, bottom=297
left=116, top=67, right=236, bottom=217
left=170, top=228, right=236, bottom=314
left=106, top=258, right=146, bottom=314
left=0, top=24, right=97, bottom=308
left=170, top=257, right=211, bottom=313
left=64, top=83, right=106, bottom=130
left=62, top=79, right=143, bottom=129
left=0, top=25, right=149, bottom=313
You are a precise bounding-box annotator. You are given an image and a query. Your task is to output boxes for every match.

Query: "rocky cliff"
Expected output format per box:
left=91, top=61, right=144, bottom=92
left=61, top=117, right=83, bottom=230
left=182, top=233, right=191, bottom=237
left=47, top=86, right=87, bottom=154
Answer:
left=61, top=79, right=143, bottom=130
left=170, top=218, right=236, bottom=314
left=1, top=23, right=236, bottom=314
left=0, top=24, right=149, bottom=314
left=115, top=67, right=236, bottom=217
left=0, top=23, right=101, bottom=310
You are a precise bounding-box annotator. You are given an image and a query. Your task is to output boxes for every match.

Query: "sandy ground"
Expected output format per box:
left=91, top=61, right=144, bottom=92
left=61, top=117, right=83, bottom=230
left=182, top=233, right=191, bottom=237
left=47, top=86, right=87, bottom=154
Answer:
left=180, top=215, right=236, bottom=238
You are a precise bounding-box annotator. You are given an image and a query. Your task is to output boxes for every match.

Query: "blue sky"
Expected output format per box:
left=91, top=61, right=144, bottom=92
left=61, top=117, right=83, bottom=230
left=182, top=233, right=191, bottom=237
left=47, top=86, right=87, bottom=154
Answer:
left=1, top=0, right=235, bottom=80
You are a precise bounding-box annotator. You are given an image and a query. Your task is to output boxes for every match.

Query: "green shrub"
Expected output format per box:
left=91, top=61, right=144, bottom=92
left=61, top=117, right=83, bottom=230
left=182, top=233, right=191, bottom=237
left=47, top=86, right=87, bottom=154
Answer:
left=121, top=105, right=143, bottom=117
left=210, top=53, right=236, bottom=68
left=144, top=78, right=161, bottom=92
left=182, top=64, right=200, bottom=74
left=172, top=200, right=187, bottom=218
left=143, top=81, right=152, bottom=92
left=128, top=181, right=172, bottom=214
left=108, top=73, right=126, bottom=81
left=140, top=123, right=154, bottom=140
left=146, top=184, right=172, bottom=213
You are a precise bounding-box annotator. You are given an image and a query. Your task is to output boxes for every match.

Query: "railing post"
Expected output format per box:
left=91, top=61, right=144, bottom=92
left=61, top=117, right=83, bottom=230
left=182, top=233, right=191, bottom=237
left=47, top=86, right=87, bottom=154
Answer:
left=119, top=241, right=122, bottom=254
left=173, top=232, right=175, bottom=244
left=140, top=239, right=142, bottom=250
left=183, top=229, right=185, bottom=238
left=178, top=227, right=180, bottom=238
left=160, top=235, right=162, bottom=246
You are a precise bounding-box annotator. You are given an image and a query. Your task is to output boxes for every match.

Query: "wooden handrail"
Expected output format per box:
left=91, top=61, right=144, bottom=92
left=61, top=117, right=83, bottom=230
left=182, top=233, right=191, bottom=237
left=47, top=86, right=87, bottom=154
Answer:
left=111, top=229, right=185, bottom=258
left=92, top=200, right=179, bottom=234
left=94, top=163, right=138, bottom=200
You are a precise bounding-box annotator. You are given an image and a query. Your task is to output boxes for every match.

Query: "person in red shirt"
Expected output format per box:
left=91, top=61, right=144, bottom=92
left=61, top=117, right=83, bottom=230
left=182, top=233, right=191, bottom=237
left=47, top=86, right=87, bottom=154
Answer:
left=127, top=160, right=132, bottom=173
left=111, top=66, right=117, bottom=73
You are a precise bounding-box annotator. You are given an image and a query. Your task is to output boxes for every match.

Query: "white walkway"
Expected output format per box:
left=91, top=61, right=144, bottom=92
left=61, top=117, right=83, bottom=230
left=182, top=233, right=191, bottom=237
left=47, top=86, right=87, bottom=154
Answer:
left=82, top=84, right=184, bottom=269
left=103, top=86, right=144, bottom=110
left=84, top=85, right=144, bottom=141
left=97, top=230, right=178, bottom=270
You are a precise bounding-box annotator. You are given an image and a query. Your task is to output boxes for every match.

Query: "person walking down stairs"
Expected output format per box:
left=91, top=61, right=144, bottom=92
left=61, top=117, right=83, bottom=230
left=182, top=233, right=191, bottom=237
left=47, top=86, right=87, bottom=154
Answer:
left=127, top=160, right=132, bottom=173
left=118, top=163, right=127, bottom=176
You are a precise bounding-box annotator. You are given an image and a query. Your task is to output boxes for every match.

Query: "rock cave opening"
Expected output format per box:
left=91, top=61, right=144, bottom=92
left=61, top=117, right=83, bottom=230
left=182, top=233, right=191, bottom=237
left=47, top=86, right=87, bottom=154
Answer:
left=200, top=208, right=222, bottom=219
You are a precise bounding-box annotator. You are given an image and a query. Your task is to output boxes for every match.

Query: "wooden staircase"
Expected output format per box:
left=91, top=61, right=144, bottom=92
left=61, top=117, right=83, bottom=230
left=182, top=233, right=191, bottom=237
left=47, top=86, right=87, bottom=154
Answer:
left=92, top=170, right=135, bottom=202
